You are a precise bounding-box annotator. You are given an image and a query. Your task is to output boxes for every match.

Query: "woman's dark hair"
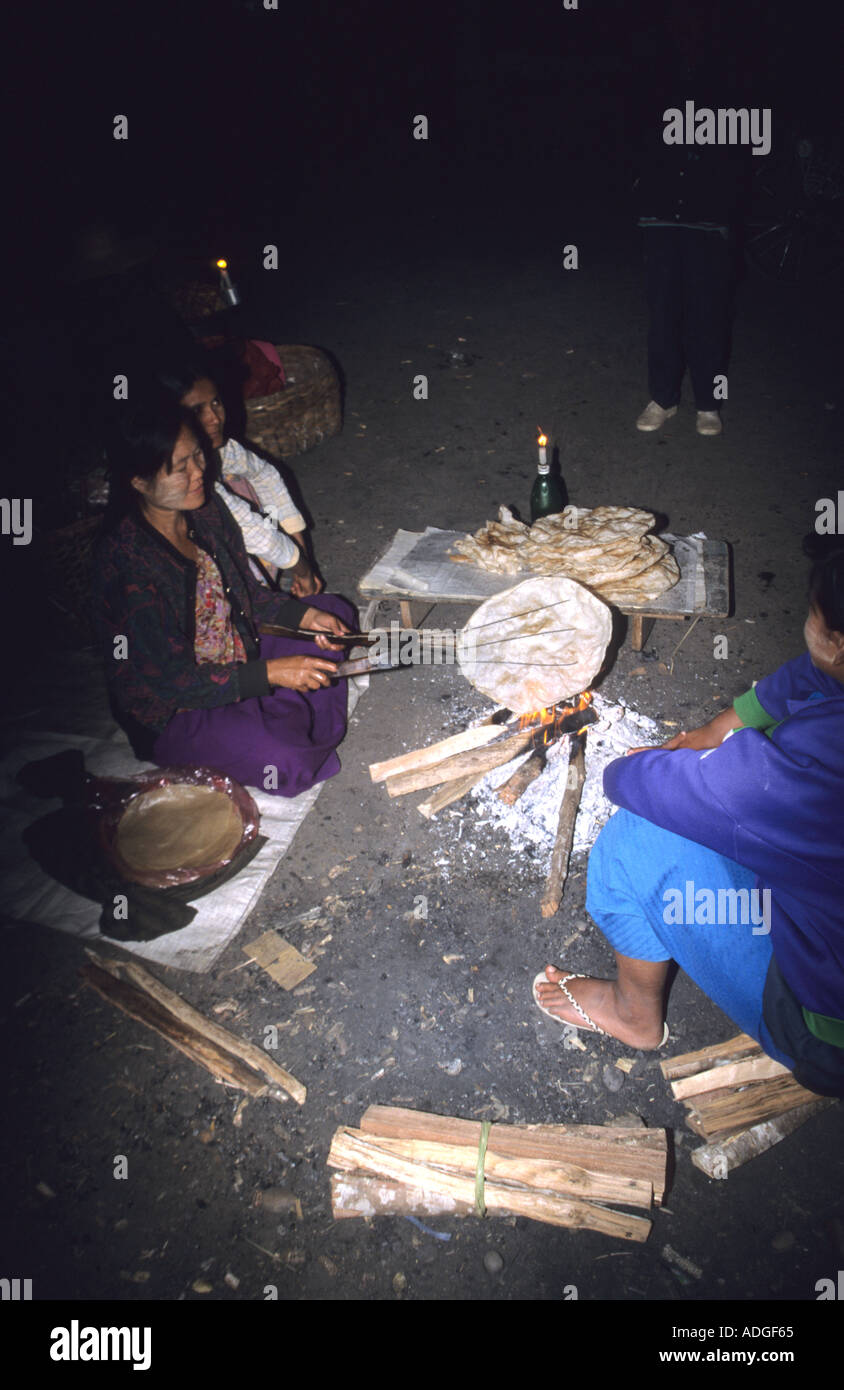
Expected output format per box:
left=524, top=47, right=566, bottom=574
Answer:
left=803, top=532, right=844, bottom=634
left=157, top=344, right=251, bottom=442
left=103, top=391, right=216, bottom=529
left=157, top=355, right=217, bottom=401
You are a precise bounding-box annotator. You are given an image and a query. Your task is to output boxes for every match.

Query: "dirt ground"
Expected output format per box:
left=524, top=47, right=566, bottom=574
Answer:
left=4, top=194, right=843, bottom=1321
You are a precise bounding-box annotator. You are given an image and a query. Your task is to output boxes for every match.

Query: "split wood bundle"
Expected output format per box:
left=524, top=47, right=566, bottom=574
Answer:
left=328, top=1105, right=668, bottom=1241
left=81, top=952, right=306, bottom=1106
left=660, top=1033, right=832, bottom=1172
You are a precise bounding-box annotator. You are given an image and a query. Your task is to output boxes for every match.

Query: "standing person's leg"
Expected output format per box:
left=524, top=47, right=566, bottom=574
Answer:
left=683, top=229, right=732, bottom=411
left=644, top=228, right=685, bottom=409
left=533, top=808, right=795, bottom=1065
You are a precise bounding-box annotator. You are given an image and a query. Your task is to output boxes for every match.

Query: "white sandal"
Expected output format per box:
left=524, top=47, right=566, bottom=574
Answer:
left=531, top=970, right=670, bottom=1047
left=532, top=971, right=606, bottom=1034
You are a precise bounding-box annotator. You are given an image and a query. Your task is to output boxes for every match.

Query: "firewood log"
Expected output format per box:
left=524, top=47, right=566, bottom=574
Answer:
left=683, top=1072, right=823, bottom=1140
left=660, top=1033, right=761, bottom=1082
left=417, top=770, right=490, bottom=819
left=540, top=740, right=586, bottom=917
left=81, top=953, right=306, bottom=1105
left=369, top=713, right=505, bottom=782
left=331, top=1173, right=473, bottom=1219
left=359, top=1106, right=667, bottom=1204
left=497, top=749, right=546, bottom=804
left=670, top=1054, right=790, bottom=1101
left=327, top=1127, right=652, bottom=1240
left=383, top=728, right=534, bottom=797
left=690, top=1099, right=833, bottom=1178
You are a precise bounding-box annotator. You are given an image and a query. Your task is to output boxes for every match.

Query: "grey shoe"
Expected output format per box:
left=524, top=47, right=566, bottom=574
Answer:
left=696, top=410, right=722, bottom=436
left=636, top=400, right=678, bottom=431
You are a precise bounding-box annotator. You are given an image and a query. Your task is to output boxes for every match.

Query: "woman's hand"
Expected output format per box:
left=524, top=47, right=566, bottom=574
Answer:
left=627, top=707, right=744, bottom=756
left=266, top=655, right=340, bottom=692
left=298, top=606, right=350, bottom=650
left=290, top=566, right=324, bottom=598
left=289, top=539, right=324, bottom=599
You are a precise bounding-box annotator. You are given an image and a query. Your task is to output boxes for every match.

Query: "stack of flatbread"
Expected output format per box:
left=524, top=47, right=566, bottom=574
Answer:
left=451, top=505, right=680, bottom=606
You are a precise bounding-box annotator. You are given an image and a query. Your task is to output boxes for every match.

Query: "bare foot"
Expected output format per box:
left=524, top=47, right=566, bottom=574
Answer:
left=534, top=965, right=666, bottom=1050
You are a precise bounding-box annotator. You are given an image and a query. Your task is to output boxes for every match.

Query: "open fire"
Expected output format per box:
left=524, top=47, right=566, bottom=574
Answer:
left=517, top=690, right=597, bottom=746
left=369, top=690, right=599, bottom=916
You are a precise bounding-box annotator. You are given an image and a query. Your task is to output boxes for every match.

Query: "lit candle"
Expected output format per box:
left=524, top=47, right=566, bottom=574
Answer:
left=537, top=432, right=548, bottom=469
left=216, top=258, right=240, bottom=306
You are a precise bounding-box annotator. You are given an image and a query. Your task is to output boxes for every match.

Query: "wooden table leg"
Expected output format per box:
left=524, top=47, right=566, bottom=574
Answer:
left=399, top=600, right=436, bottom=630
left=630, top=615, right=655, bottom=652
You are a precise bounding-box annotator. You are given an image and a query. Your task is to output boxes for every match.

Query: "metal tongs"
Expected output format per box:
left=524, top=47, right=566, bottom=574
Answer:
left=258, top=622, right=395, bottom=678
left=258, top=622, right=378, bottom=646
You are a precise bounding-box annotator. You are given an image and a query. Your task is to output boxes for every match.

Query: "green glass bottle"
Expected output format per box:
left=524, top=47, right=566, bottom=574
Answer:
left=530, top=457, right=566, bottom=522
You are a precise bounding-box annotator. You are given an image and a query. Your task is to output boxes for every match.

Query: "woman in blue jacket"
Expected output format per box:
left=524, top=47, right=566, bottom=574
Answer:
left=533, top=540, right=844, bottom=1096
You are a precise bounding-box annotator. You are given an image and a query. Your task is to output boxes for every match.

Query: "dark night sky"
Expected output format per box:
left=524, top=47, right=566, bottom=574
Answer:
left=14, top=0, right=843, bottom=245
left=2, top=0, right=842, bottom=604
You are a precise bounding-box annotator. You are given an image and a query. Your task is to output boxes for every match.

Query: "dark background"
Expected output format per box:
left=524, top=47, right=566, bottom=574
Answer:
left=8, top=0, right=842, bottom=510
left=12, top=0, right=843, bottom=273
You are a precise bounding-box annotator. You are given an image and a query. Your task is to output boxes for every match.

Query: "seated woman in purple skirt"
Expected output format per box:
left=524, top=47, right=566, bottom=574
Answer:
left=94, top=393, right=356, bottom=798
left=533, top=539, right=844, bottom=1097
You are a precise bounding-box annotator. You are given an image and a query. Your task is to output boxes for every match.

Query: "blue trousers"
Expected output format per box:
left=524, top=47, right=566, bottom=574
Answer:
left=585, top=809, right=793, bottom=1066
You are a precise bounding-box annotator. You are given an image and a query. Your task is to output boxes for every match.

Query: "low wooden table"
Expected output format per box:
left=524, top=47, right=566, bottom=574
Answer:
left=358, top=528, right=731, bottom=652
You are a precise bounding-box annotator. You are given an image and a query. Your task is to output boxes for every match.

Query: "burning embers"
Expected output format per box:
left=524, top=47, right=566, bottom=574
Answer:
left=497, top=693, right=596, bottom=807
left=368, top=692, right=596, bottom=915
left=517, top=691, right=597, bottom=747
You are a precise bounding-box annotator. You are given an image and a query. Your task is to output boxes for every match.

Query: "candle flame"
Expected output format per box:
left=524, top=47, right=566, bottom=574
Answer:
left=216, top=259, right=228, bottom=270
left=537, top=433, right=547, bottom=447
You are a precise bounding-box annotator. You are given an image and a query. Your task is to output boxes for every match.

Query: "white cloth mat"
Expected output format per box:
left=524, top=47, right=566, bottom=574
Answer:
left=0, top=683, right=363, bottom=974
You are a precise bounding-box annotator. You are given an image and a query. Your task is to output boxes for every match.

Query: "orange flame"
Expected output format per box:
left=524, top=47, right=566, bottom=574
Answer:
left=517, top=690, right=593, bottom=734
left=537, top=433, right=548, bottom=447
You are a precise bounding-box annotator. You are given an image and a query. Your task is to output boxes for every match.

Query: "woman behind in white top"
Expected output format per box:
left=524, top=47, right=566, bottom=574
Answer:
left=161, top=362, right=323, bottom=598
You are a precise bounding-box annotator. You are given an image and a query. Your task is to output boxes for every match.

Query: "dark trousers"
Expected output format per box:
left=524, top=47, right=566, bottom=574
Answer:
left=644, top=227, right=733, bottom=411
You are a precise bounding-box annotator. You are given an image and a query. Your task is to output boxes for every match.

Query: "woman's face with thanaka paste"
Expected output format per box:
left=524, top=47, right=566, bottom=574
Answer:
left=181, top=377, right=226, bottom=450
left=132, top=426, right=207, bottom=515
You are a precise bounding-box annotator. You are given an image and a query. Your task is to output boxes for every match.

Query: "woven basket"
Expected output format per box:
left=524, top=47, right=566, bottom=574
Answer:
left=43, top=515, right=102, bottom=637
left=244, top=344, right=342, bottom=460
left=167, top=279, right=225, bottom=323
